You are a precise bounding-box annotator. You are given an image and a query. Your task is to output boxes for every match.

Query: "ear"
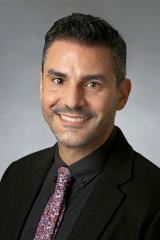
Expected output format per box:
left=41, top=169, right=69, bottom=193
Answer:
left=116, top=79, right=131, bottom=110
left=40, top=71, right=43, bottom=101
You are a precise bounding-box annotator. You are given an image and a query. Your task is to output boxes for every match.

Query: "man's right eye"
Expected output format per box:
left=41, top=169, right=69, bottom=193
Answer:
left=53, top=78, right=64, bottom=85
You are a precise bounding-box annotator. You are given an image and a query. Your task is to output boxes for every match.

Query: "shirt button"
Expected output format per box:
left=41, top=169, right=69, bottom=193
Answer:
left=80, top=177, right=86, bottom=183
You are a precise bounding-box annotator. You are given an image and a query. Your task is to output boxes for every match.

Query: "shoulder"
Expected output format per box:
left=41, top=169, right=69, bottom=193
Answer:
left=133, top=151, right=160, bottom=184
left=0, top=146, right=56, bottom=185
left=11, top=146, right=55, bottom=168
left=113, top=127, right=160, bottom=205
left=133, top=151, right=160, bottom=200
left=125, top=150, right=160, bottom=208
left=116, top=126, right=160, bottom=184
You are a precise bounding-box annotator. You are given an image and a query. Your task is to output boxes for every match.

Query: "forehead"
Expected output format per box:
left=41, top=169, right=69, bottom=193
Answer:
left=44, top=40, right=114, bottom=73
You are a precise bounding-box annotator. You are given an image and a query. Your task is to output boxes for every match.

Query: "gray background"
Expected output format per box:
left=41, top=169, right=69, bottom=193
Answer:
left=0, top=0, right=160, bottom=179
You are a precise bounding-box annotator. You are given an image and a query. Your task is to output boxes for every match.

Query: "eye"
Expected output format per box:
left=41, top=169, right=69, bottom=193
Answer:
left=85, top=81, right=100, bottom=88
left=53, top=78, right=64, bottom=85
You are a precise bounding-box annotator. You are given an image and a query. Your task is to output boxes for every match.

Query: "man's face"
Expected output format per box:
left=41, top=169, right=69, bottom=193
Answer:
left=40, top=40, right=129, bottom=149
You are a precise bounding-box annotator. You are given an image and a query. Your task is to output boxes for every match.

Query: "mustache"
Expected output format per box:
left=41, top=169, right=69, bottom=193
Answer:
left=51, top=106, right=97, bottom=118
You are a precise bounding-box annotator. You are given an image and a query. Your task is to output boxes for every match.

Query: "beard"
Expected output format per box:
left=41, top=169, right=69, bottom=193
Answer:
left=53, top=123, right=101, bottom=148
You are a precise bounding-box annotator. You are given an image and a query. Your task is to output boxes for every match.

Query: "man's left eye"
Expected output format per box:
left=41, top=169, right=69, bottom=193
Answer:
left=85, top=82, right=99, bottom=88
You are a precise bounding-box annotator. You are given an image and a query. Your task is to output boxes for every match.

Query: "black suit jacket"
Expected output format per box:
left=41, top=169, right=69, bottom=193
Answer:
left=0, top=128, right=160, bottom=240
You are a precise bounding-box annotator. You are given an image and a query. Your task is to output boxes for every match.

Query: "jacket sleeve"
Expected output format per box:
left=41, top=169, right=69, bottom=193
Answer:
left=144, top=209, right=160, bottom=239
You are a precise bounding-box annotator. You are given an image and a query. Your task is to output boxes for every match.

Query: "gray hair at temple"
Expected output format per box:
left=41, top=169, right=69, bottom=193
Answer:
left=41, top=13, right=127, bottom=85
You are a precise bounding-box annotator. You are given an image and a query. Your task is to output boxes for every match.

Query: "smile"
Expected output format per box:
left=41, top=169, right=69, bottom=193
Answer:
left=58, top=114, right=89, bottom=126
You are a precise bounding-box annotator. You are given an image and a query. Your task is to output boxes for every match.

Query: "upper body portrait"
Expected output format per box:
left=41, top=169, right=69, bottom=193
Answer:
left=0, top=13, right=160, bottom=240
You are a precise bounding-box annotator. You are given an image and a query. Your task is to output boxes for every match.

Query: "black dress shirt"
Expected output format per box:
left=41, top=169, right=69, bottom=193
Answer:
left=20, top=128, right=117, bottom=240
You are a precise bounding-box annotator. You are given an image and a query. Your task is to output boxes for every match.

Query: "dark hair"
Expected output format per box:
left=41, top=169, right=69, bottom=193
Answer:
left=42, top=13, right=127, bottom=85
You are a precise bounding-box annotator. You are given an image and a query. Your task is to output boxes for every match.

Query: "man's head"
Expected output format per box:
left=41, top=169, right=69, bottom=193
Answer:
left=42, top=13, right=126, bottom=86
left=40, top=13, right=131, bottom=152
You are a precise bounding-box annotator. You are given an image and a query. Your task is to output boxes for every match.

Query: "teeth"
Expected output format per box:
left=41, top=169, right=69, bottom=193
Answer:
left=60, top=115, right=85, bottom=122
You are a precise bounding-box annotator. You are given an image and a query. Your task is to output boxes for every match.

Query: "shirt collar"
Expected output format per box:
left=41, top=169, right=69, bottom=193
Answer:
left=54, top=127, right=117, bottom=188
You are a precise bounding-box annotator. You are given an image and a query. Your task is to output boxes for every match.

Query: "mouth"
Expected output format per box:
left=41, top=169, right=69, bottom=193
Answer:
left=57, top=113, right=90, bottom=127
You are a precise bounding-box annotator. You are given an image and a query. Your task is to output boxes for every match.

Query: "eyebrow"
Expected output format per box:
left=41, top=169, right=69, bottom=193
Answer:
left=47, top=68, right=106, bottom=82
left=47, top=69, right=67, bottom=78
left=82, top=74, right=106, bottom=82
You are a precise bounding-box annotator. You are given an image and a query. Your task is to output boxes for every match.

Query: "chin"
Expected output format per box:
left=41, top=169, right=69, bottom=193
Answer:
left=54, top=132, right=92, bottom=148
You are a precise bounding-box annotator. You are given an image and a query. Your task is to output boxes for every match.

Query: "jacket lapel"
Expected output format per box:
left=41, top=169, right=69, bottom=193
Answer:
left=68, top=128, right=134, bottom=240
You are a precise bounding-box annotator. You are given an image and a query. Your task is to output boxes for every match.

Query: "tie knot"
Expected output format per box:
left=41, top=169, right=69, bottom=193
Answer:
left=57, top=167, right=72, bottom=187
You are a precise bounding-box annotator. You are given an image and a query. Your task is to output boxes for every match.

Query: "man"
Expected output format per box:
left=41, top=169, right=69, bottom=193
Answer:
left=0, top=13, right=160, bottom=240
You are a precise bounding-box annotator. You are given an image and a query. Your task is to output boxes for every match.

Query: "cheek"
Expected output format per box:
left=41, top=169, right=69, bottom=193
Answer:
left=41, top=90, right=58, bottom=109
left=91, top=93, right=117, bottom=117
left=41, top=93, right=56, bottom=121
left=92, top=101, right=105, bottom=114
left=91, top=92, right=113, bottom=110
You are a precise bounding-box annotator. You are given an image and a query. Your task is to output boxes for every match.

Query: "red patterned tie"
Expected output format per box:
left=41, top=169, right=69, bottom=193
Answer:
left=33, top=167, right=72, bottom=240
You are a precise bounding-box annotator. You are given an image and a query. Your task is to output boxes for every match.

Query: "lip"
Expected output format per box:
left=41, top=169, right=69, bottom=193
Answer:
left=58, top=113, right=89, bottom=127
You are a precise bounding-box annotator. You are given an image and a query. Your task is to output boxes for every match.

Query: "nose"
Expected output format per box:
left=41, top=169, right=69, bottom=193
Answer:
left=62, top=84, right=85, bottom=109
